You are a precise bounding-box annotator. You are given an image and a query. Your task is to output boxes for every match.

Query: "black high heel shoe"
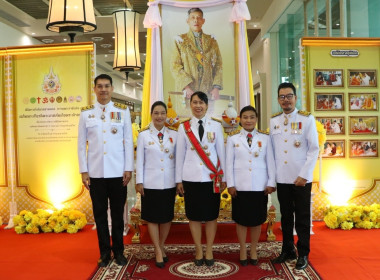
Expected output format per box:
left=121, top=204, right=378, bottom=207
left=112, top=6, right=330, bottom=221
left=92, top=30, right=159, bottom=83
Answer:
left=155, top=261, right=165, bottom=268
left=163, top=256, right=169, bottom=263
left=239, top=259, right=248, bottom=266
left=204, top=259, right=215, bottom=266
left=250, top=259, right=259, bottom=265
left=193, top=258, right=204, bottom=266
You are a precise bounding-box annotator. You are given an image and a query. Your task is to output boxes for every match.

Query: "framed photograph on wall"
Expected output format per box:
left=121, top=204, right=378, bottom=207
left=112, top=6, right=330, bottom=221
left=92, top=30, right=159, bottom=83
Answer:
left=349, top=93, right=378, bottom=111
left=315, top=93, right=344, bottom=111
left=349, top=140, right=378, bottom=158
left=316, top=116, right=345, bottom=135
left=349, top=116, right=378, bottom=135
left=314, top=69, right=344, bottom=87
left=348, top=69, right=377, bottom=87
left=321, top=140, right=345, bottom=158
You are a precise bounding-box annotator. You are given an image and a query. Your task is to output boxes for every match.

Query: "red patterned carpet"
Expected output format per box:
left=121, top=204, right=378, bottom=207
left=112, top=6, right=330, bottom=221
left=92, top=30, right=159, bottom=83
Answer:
left=90, top=242, right=321, bottom=280
left=1, top=222, right=380, bottom=279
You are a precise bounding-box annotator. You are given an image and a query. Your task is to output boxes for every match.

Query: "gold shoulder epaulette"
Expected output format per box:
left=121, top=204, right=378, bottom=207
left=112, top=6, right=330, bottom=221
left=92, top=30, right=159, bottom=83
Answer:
left=167, top=126, right=178, bottom=131
left=81, top=105, right=94, bottom=111
left=140, top=125, right=150, bottom=132
left=258, top=129, right=269, bottom=135
left=180, top=118, right=191, bottom=124
left=211, top=117, right=222, bottom=123
left=228, top=128, right=241, bottom=136
left=113, top=102, right=128, bottom=110
left=298, top=110, right=311, bottom=117
left=271, top=112, right=282, bottom=118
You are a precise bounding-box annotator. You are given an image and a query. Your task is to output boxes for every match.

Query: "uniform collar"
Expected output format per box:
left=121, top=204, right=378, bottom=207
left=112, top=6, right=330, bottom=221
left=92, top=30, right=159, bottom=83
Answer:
left=191, top=116, right=207, bottom=125
left=192, top=31, right=203, bottom=38
left=150, top=123, right=165, bottom=134
left=96, top=101, right=112, bottom=110
left=242, top=128, right=256, bottom=137
left=283, top=108, right=298, bottom=119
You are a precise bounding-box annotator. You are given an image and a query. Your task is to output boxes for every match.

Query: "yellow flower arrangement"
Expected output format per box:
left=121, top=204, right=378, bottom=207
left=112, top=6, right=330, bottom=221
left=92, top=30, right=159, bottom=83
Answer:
left=323, top=203, right=380, bottom=230
left=132, top=123, right=140, bottom=148
left=220, top=189, right=232, bottom=211
left=174, top=195, right=185, bottom=214
left=315, top=120, right=327, bottom=155
left=13, top=208, right=87, bottom=234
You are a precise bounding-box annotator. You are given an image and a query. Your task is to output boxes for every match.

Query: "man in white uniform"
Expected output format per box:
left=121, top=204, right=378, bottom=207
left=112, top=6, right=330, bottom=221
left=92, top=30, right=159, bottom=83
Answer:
left=270, top=83, right=319, bottom=270
left=78, top=74, right=134, bottom=267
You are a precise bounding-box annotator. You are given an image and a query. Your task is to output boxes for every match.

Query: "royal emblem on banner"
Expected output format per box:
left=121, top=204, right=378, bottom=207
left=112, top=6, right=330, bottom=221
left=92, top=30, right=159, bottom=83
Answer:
left=42, top=67, right=61, bottom=95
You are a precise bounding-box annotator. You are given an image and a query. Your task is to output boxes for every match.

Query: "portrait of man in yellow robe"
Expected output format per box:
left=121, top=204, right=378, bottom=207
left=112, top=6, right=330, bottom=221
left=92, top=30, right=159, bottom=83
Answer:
left=170, top=8, right=223, bottom=115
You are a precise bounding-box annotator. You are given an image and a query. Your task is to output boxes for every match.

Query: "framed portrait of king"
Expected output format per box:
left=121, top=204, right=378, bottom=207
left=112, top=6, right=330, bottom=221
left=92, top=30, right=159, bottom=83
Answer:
left=161, top=4, right=235, bottom=119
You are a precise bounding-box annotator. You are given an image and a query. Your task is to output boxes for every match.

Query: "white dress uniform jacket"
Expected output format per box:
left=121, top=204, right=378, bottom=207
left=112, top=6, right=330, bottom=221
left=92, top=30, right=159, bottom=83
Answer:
left=78, top=101, right=134, bottom=178
left=176, top=117, right=226, bottom=183
left=226, top=128, right=276, bottom=191
left=270, top=108, right=319, bottom=183
left=136, top=124, right=178, bottom=189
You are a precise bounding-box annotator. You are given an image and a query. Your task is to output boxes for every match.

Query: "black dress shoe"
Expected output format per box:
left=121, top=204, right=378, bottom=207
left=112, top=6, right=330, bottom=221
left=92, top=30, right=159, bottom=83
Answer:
left=163, top=256, right=169, bottom=263
left=194, top=258, right=204, bottom=266
left=97, top=254, right=111, bottom=267
left=272, top=251, right=297, bottom=263
left=204, top=259, right=215, bottom=267
left=239, top=259, right=248, bottom=266
left=114, top=254, right=127, bottom=266
left=250, top=259, right=259, bottom=266
left=155, top=261, right=165, bottom=268
left=295, top=256, right=308, bottom=270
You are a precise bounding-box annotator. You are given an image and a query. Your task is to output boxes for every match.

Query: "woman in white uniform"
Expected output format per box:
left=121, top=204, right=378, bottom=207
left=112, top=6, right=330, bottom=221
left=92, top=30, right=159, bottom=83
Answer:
left=136, top=101, right=177, bottom=268
left=176, top=92, right=226, bottom=267
left=226, top=105, right=276, bottom=266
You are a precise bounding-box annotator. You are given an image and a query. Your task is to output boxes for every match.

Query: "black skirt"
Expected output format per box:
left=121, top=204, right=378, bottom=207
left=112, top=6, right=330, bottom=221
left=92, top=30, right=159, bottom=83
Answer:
left=232, top=191, right=268, bottom=227
left=141, top=187, right=176, bottom=224
left=183, top=181, right=220, bottom=222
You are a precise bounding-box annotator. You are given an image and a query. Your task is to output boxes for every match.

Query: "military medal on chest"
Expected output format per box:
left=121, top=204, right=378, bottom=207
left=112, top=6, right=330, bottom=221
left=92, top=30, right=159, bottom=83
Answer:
left=294, top=139, right=301, bottom=148
left=111, top=112, right=122, bottom=123
left=291, top=122, right=302, bottom=134
left=258, top=141, right=262, bottom=152
left=158, top=132, right=164, bottom=144
left=207, top=132, right=215, bottom=143
left=101, top=107, right=105, bottom=120
left=284, top=115, right=289, bottom=126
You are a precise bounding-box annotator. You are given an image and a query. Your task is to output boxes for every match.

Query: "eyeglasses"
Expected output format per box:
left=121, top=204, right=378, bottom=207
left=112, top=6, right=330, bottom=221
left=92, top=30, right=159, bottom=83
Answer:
left=278, top=94, right=294, bottom=101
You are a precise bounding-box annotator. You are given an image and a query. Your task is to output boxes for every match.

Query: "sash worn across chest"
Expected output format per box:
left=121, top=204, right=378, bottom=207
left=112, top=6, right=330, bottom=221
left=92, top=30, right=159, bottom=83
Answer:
left=183, top=120, right=223, bottom=193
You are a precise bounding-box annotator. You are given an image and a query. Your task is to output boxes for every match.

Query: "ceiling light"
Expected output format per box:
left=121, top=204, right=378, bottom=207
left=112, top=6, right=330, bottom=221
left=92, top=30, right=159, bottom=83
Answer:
left=41, top=38, right=54, bottom=44
left=92, top=37, right=104, bottom=42
left=113, top=9, right=141, bottom=81
left=100, top=44, right=112, bottom=48
left=46, top=0, right=97, bottom=43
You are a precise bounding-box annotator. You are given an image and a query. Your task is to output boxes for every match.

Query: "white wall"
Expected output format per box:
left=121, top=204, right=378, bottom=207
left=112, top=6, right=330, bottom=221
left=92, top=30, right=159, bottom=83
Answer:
left=250, top=34, right=273, bottom=129
left=0, top=22, right=40, bottom=47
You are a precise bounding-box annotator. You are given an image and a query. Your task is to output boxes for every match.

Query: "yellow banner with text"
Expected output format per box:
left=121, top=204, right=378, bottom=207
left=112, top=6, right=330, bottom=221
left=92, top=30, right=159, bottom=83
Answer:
left=14, top=48, right=92, bottom=207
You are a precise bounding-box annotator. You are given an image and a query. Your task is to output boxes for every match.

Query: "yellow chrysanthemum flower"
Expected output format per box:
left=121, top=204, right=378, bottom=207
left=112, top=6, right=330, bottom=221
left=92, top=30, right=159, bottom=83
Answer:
left=341, top=221, right=353, bottom=230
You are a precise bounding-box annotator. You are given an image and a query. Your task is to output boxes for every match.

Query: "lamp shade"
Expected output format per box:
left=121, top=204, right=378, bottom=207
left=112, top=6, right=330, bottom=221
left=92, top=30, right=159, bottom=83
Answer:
left=113, top=9, right=141, bottom=71
left=46, top=0, right=97, bottom=33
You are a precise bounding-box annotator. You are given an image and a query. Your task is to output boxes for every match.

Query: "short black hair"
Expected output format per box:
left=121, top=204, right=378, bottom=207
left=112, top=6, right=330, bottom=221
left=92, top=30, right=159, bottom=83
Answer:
left=94, top=74, right=113, bottom=86
left=240, top=105, right=257, bottom=118
left=188, top=8, right=203, bottom=16
left=277, top=82, right=296, bottom=96
left=150, top=101, right=167, bottom=114
left=190, top=91, right=208, bottom=105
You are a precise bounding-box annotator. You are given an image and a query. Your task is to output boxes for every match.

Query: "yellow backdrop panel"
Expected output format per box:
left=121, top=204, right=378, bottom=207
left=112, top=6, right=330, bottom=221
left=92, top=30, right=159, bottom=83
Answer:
left=0, top=54, right=5, bottom=186
left=14, top=51, right=91, bottom=207
left=302, top=38, right=380, bottom=214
